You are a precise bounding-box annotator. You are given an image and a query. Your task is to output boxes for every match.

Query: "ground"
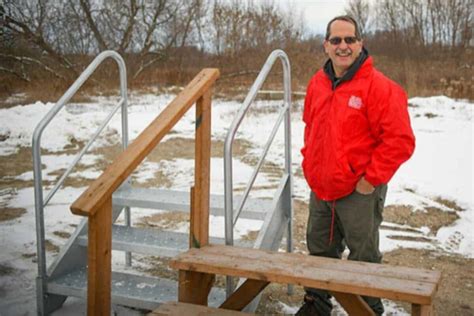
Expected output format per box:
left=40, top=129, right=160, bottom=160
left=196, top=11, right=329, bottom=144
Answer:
left=0, top=94, right=472, bottom=315
left=254, top=199, right=474, bottom=315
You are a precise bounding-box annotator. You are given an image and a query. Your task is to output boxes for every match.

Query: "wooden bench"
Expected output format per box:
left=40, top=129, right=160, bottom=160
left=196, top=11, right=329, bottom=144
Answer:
left=149, top=301, right=253, bottom=315
left=170, top=244, right=441, bottom=316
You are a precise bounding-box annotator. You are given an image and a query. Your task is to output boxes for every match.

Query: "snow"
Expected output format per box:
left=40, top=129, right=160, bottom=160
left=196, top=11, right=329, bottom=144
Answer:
left=0, top=93, right=472, bottom=315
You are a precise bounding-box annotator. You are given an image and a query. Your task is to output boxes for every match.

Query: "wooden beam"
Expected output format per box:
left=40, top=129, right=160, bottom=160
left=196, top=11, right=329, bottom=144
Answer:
left=87, top=197, right=112, bottom=315
left=149, top=301, right=255, bottom=315
left=170, top=245, right=440, bottom=305
left=179, top=89, right=214, bottom=305
left=191, top=89, right=212, bottom=247
left=331, top=291, right=375, bottom=316
left=178, top=270, right=215, bottom=305
left=71, top=68, right=220, bottom=217
left=412, top=304, right=432, bottom=316
left=219, top=279, right=270, bottom=311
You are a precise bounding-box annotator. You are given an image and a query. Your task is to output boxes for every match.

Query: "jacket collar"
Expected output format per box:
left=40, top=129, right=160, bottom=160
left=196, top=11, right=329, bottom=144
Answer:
left=323, top=47, right=370, bottom=90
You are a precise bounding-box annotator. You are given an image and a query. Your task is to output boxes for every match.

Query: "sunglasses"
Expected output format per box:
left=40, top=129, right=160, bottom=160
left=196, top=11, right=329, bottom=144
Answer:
left=328, top=36, right=359, bottom=45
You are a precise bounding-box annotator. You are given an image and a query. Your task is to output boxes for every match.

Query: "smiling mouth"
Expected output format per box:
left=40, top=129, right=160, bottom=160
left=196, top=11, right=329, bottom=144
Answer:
left=336, top=51, right=352, bottom=57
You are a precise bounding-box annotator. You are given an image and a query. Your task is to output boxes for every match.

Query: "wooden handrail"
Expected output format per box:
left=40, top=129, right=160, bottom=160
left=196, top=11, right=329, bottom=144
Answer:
left=69, top=68, right=219, bottom=315
left=71, top=68, right=219, bottom=216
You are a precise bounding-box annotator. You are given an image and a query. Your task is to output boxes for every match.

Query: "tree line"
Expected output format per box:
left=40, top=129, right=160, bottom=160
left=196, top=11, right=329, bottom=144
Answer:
left=348, top=0, right=472, bottom=51
left=0, top=0, right=472, bottom=87
left=0, top=0, right=304, bottom=82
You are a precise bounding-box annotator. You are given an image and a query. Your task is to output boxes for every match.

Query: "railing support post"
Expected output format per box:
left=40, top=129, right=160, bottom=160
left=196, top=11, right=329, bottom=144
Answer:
left=87, top=198, right=112, bottom=315
left=191, top=89, right=212, bottom=247
left=179, top=89, right=215, bottom=305
left=223, top=49, right=292, bottom=300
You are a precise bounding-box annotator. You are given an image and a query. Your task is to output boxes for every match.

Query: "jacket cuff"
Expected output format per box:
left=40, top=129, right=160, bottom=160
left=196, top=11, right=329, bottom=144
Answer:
left=363, top=174, right=382, bottom=187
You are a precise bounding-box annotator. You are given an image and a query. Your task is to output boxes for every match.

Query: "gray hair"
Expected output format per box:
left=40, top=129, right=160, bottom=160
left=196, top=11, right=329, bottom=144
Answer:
left=325, top=15, right=361, bottom=40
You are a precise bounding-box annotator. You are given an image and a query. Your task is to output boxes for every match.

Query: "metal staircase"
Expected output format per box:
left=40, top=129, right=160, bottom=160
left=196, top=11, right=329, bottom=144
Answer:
left=33, top=50, right=292, bottom=315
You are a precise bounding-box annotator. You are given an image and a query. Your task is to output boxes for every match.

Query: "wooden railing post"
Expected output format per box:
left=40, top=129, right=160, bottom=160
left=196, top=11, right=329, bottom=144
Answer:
left=87, top=197, right=112, bottom=315
left=192, top=89, right=212, bottom=247
left=331, top=291, right=375, bottom=315
left=178, top=89, right=215, bottom=305
left=412, top=304, right=432, bottom=316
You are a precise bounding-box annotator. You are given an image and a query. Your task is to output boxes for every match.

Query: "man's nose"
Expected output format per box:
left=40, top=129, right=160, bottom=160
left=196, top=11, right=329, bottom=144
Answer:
left=339, top=40, right=349, bottom=49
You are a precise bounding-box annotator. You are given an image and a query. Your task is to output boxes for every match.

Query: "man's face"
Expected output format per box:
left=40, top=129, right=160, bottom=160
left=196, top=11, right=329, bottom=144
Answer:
left=323, top=20, right=363, bottom=77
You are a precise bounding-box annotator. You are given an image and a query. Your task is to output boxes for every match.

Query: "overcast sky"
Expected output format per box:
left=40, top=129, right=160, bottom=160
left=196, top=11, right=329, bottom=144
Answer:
left=279, top=0, right=347, bottom=35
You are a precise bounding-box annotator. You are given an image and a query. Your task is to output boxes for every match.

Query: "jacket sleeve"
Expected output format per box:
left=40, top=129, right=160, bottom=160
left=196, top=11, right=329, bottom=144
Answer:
left=301, top=78, right=315, bottom=158
left=364, top=80, right=415, bottom=187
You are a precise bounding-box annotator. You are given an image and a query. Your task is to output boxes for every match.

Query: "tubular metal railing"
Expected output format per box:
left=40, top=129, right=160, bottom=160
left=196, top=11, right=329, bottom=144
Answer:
left=223, top=49, right=293, bottom=295
left=32, top=51, right=129, bottom=315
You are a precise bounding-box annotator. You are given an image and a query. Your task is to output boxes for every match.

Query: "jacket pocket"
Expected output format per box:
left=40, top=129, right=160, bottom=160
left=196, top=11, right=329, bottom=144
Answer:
left=340, top=155, right=357, bottom=179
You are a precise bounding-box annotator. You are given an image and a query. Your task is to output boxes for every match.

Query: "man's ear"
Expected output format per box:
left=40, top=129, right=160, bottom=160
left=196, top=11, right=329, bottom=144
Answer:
left=323, top=40, right=329, bottom=54
left=357, top=39, right=364, bottom=54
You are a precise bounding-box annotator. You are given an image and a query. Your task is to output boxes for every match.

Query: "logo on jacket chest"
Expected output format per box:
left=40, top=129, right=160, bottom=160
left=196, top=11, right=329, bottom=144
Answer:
left=348, top=95, right=363, bottom=110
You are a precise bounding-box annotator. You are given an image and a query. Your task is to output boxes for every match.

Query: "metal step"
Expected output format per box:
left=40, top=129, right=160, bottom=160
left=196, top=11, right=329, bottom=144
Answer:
left=76, top=225, right=253, bottom=257
left=112, top=187, right=270, bottom=220
left=47, top=267, right=226, bottom=310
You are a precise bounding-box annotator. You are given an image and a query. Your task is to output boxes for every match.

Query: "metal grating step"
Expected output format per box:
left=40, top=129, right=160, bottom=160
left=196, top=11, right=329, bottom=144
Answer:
left=112, top=187, right=271, bottom=220
left=47, top=267, right=226, bottom=310
left=76, top=225, right=253, bottom=257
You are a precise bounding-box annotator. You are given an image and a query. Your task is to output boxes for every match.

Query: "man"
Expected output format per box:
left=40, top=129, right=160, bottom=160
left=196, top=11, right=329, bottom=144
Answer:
left=297, top=15, right=415, bottom=316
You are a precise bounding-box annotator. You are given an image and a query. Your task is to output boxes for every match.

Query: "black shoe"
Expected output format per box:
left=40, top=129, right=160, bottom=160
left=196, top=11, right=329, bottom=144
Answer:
left=295, top=294, right=332, bottom=316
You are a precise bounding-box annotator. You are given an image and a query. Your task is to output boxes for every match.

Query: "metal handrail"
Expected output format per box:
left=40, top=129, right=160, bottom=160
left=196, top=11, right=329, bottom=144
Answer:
left=43, top=99, right=125, bottom=206
left=223, top=49, right=293, bottom=296
left=32, top=50, right=128, bottom=315
left=224, top=49, right=292, bottom=244
left=232, top=107, right=287, bottom=225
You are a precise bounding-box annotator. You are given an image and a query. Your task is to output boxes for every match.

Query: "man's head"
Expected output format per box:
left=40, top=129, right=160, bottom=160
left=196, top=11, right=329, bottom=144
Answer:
left=323, top=15, right=363, bottom=77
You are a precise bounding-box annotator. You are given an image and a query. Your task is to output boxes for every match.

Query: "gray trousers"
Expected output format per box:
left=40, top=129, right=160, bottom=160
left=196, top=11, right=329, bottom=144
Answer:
left=306, top=185, right=388, bottom=315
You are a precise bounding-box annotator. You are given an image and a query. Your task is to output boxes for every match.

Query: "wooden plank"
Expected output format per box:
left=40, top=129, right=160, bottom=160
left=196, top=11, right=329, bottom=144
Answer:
left=191, top=90, right=212, bottom=247
left=178, top=270, right=215, bottom=305
left=175, top=244, right=440, bottom=284
left=71, top=68, right=220, bottom=217
left=169, top=245, right=439, bottom=305
left=189, top=186, right=196, bottom=247
left=412, top=304, right=432, bottom=316
left=219, top=279, right=270, bottom=311
left=87, top=197, right=112, bottom=315
left=331, top=291, right=375, bottom=315
left=149, top=301, right=254, bottom=315
left=179, top=90, right=214, bottom=305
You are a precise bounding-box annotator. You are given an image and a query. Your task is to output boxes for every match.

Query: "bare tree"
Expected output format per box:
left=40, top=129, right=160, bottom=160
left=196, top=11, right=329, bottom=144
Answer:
left=79, top=0, right=108, bottom=51
left=375, top=0, right=407, bottom=44
left=459, top=0, right=473, bottom=47
left=345, top=0, right=371, bottom=37
left=374, top=0, right=472, bottom=49
left=207, top=0, right=303, bottom=57
left=2, top=0, right=78, bottom=77
left=446, top=0, right=472, bottom=47
left=401, top=0, right=428, bottom=46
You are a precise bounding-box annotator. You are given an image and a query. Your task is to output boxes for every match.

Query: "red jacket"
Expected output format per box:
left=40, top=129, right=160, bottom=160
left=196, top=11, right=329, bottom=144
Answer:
left=301, top=57, right=415, bottom=201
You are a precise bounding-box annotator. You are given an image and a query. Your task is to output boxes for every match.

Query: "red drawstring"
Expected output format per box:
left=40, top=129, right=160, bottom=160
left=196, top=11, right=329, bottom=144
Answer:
left=329, top=200, right=336, bottom=245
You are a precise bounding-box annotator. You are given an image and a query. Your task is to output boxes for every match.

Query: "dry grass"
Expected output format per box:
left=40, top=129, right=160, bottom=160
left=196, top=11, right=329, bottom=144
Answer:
left=435, top=197, right=465, bottom=212
left=240, top=230, right=259, bottom=242
left=45, top=239, right=60, bottom=253
left=383, top=248, right=474, bottom=316
left=138, top=212, right=189, bottom=231
left=383, top=204, right=459, bottom=235
left=1, top=46, right=472, bottom=108
left=0, top=147, right=35, bottom=191
left=0, top=264, right=16, bottom=276
left=21, top=253, right=36, bottom=259
left=0, top=207, right=26, bottom=222
left=53, top=230, right=71, bottom=239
